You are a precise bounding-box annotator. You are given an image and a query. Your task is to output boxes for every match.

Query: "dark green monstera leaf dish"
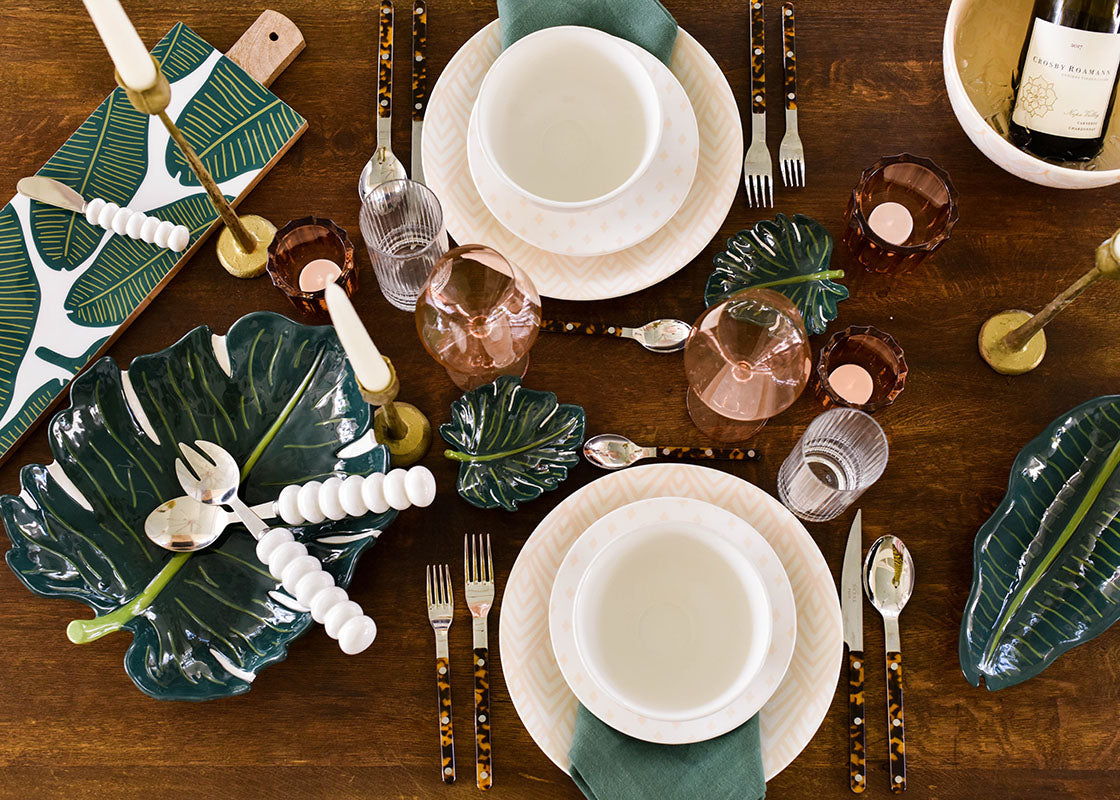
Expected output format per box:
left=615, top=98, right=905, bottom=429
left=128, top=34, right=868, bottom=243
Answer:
left=960, top=396, right=1120, bottom=691
left=1, top=313, right=396, bottom=701
left=705, top=213, right=848, bottom=335
left=441, top=376, right=585, bottom=512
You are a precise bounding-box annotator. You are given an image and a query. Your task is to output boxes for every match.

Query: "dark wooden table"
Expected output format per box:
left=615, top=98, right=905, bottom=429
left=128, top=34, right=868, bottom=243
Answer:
left=2, top=1, right=1119, bottom=798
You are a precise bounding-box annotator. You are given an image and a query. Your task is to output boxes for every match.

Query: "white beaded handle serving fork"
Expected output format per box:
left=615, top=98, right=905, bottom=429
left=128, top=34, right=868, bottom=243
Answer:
left=465, top=534, right=494, bottom=790
left=743, top=0, right=773, bottom=208
left=175, top=440, right=378, bottom=655
left=778, top=2, right=805, bottom=188
left=427, top=564, right=456, bottom=784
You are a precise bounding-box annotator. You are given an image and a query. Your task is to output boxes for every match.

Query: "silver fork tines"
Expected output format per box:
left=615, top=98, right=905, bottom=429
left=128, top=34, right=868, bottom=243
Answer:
left=779, top=111, right=805, bottom=189
left=426, top=563, right=454, bottom=644
left=464, top=534, right=494, bottom=609
left=743, top=114, right=773, bottom=209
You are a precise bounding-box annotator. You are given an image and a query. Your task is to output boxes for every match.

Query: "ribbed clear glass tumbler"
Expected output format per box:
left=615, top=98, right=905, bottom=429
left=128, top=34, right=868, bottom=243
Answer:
left=359, top=179, right=448, bottom=311
left=777, top=408, right=889, bottom=522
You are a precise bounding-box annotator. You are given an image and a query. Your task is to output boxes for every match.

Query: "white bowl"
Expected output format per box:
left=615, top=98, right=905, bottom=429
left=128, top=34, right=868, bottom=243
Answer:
left=569, top=501, right=772, bottom=722
left=474, top=26, right=663, bottom=210
left=944, top=0, right=1120, bottom=188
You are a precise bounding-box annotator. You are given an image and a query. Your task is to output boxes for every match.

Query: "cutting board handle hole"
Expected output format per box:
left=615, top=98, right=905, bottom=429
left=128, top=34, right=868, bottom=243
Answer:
left=269, top=31, right=278, bottom=41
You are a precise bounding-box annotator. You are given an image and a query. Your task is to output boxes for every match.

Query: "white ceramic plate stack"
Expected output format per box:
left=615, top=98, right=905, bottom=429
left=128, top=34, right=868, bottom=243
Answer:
left=499, top=464, right=844, bottom=778
left=424, top=22, right=743, bottom=300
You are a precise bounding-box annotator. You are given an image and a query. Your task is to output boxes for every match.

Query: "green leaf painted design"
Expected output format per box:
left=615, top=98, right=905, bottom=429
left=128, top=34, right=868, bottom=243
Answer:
left=151, top=23, right=214, bottom=82
left=0, top=206, right=39, bottom=421
left=167, top=58, right=305, bottom=186
left=1, top=313, right=395, bottom=700
left=30, top=90, right=149, bottom=272
left=705, top=213, right=848, bottom=336
left=441, top=376, right=585, bottom=512
left=64, top=193, right=224, bottom=327
left=960, top=396, right=1120, bottom=691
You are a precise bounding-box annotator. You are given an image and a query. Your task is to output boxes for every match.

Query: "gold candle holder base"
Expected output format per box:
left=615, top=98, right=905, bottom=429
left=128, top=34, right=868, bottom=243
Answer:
left=979, top=310, right=1046, bottom=376
left=358, top=358, right=432, bottom=467
left=218, top=214, right=277, bottom=278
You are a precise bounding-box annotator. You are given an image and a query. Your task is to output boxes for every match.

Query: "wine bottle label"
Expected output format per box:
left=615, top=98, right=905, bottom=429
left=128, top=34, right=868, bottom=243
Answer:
left=1012, top=18, right=1120, bottom=140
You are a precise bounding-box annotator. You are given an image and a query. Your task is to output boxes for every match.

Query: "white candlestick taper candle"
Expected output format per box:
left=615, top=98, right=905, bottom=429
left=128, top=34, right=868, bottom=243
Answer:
left=325, top=283, right=392, bottom=392
left=82, top=0, right=157, bottom=91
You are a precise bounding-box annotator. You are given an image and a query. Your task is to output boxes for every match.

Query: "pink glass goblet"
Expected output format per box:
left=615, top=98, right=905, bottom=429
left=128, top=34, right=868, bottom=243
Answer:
left=684, top=288, right=812, bottom=441
left=415, top=245, right=542, bottom=390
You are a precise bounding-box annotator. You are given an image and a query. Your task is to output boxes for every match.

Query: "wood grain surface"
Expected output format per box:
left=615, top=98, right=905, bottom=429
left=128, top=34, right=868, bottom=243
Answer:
left=1, top=2, right=1119, bottom=798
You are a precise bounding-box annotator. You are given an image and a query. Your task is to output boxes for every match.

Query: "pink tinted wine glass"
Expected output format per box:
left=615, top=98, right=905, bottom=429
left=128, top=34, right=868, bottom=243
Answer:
left=415, top=245, right=541, bottom=390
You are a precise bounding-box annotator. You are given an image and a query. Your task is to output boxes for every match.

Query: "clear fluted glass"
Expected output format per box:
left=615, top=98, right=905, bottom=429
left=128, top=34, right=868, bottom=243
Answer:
left=359, top=179, right=448, bottom=311
left=777, top=408, right=889, bottom=522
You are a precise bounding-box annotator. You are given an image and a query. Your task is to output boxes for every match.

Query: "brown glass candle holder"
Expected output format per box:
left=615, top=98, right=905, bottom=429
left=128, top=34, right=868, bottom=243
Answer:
left=815, top=325, right=907, bottom=413
left=842, top=153, right=959, bottom=275
left=267, top=216, right=357, bottom=315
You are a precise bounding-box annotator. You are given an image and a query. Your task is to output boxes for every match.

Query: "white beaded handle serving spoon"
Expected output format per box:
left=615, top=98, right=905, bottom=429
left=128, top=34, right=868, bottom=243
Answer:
left=145, top=465, right=436, bottom=552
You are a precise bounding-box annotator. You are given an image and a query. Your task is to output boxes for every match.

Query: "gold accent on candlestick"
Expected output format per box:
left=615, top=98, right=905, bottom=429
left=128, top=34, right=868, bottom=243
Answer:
left=358, top=357, right=432, bottom=467
left=980, top=230, right=1120, bottom=375
left=115, top=56, right=274, bottom=277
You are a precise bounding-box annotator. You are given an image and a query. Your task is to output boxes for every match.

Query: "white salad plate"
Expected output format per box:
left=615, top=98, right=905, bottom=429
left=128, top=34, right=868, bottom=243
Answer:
left=549, top=497, right=795, bottom=743
left=466, top=33, right=699, bottom=257
left=423, top=21, right=741, bottom=300
left=499, top=464, right=843, bottom=779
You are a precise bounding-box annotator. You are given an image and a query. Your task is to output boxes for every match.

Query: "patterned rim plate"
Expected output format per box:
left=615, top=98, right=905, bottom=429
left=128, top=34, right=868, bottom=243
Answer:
left=466, top=35, right=699, bottom=258
left=424, top=22, right=742, bottom=300
left=499, top=464, right=843, bottom=779
left=549, top=496, right=796, bottom=744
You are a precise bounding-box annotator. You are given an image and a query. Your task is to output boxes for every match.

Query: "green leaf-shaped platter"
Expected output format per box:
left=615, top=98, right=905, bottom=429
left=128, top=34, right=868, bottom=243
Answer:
left=705, top=213, right=848, bottom=335
left=441, top=376, right=585, bottom=512
left=1, top=312, right=396, bottom=701
left=960, top=395, right=1120, bottom=690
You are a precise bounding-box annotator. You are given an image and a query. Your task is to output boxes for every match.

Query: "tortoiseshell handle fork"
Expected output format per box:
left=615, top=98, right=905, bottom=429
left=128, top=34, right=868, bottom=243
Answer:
left=887, top=651, right=906, bottom=792
left=750, top=0, right=765, bottom=113
left=849, top=650, right=867, bottom=793
left=377, top=0, right=393, bottom=121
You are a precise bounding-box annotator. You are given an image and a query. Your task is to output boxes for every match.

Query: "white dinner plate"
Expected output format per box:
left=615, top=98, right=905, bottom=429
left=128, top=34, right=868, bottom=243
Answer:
left=499, top=464, right=843, bottom=779
left=549, top=497, right=796, bottom=743
left=466, top=35, right=698, bottom=257
left=423, top=21, right=742, bottom=300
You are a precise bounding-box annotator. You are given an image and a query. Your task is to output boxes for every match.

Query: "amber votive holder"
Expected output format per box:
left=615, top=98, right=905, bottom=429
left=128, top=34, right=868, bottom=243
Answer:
left=842, top=153, right=959, bottom=275
left=267, top=216, right=357, bottom=315
left=815, top=325, right=907, bottom=413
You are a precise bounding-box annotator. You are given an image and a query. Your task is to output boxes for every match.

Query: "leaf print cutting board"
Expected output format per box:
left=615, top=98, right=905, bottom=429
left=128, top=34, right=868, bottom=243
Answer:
left=0, top=13, right=307, bottom=466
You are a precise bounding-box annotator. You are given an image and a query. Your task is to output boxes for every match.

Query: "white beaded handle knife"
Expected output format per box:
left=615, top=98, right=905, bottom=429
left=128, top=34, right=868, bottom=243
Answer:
left=17, top=175, right=191, bottom=252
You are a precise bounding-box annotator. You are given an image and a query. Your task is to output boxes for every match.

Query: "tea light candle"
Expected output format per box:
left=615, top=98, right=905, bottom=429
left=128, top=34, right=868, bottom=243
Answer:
left=82, top=0, right=157, bottom=91
left=867, top=201, right=913, bottom=246
left=299, top=259, right=342, bottom=293
left=325, top=283, right=392, bottom=392
left=828, top=363, right=874, bottom=406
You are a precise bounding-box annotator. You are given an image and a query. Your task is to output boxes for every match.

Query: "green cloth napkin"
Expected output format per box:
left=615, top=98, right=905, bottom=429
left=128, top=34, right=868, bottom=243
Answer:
left=569, top=704, right=766, bottom=800
left=497, top=0, right=679, bottom=66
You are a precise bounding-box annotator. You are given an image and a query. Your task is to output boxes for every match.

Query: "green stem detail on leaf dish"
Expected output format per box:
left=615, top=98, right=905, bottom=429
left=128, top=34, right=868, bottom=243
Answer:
left=981, top=435, right=1120, bottom=669
left=67, top=553, right=191, bottom=643
left=65, top=348, right=324, bottom=643
left=443, top=426, right=578, bottom=463
left=747, top=269, right=845, bottom=291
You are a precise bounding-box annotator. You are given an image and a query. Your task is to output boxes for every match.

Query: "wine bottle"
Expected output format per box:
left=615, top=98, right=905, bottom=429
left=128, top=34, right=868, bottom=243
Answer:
left=1008, top=0, right=1120, bottom=162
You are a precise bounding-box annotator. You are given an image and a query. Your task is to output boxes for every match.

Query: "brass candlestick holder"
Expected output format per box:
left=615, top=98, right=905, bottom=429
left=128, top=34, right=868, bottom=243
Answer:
left=980, top=229, right=1120, bottom=375
left=116, top=56, right=276, bottom=278
left=357, top=357, right=432, bottom=467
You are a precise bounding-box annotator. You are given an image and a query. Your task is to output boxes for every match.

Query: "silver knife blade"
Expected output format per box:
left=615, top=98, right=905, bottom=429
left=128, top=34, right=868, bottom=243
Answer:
left=841, top=508, right=863, bottom=652
left=412, top=120, right=425, bottom=185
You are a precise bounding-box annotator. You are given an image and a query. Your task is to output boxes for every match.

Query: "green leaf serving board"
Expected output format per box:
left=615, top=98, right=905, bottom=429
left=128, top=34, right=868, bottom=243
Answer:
left=960, top=395, right=1120, bottom=690
left=1, top=312, right=394, bottom=701
left=0, top=14, right=307, bottom=466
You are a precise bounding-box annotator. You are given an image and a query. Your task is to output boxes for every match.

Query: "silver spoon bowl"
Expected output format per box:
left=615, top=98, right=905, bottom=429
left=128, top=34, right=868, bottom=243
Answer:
left=145, top=495, right=273, bottom=552
left=625, top=319, right=691, bottom=353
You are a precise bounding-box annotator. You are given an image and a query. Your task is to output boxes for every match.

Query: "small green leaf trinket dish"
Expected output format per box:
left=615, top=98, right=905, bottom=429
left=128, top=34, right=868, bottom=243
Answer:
left=441, top=376, right=586, bottom=512
left=705, top=213, right=848, bottom=335
left=1, top=312, right=396, bottom=701
left=960, top=395, right=1120, bottom=690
